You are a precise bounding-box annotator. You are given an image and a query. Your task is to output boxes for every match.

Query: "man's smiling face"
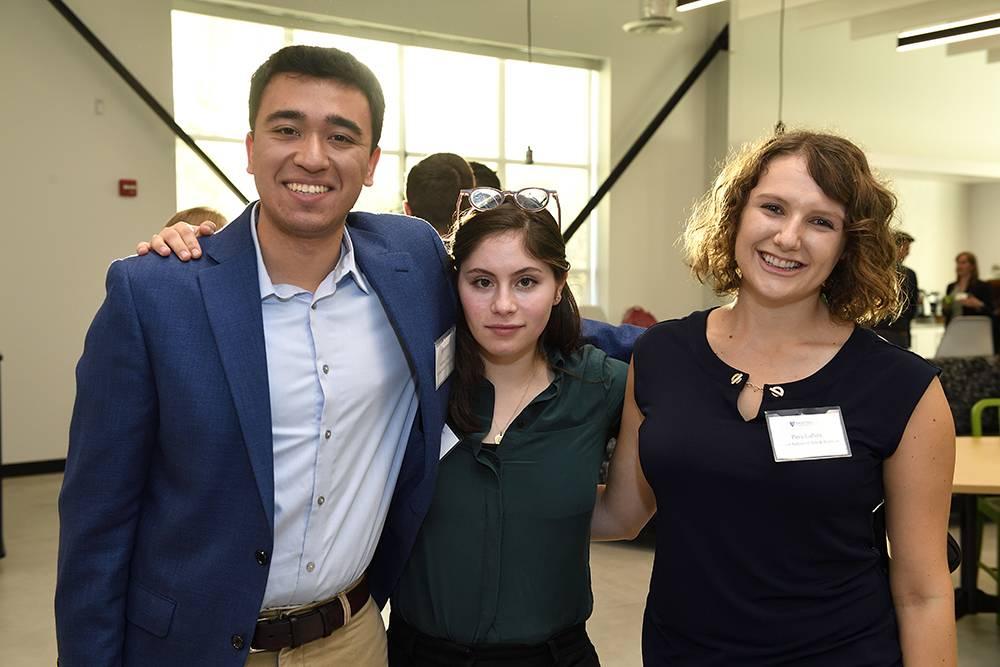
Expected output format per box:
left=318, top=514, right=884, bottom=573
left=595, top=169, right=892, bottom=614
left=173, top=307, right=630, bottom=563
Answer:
left=246, top=73, right=381, bottom=241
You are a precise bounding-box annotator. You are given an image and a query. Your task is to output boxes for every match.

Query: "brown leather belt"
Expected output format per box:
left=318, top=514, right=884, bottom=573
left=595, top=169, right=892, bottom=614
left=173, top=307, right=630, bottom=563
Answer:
left=251, top=578, right=370, bottom=652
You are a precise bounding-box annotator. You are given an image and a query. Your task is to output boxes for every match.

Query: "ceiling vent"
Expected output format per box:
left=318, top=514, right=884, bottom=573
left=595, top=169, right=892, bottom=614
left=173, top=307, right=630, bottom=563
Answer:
left=623, top=0, right=684, bottom=35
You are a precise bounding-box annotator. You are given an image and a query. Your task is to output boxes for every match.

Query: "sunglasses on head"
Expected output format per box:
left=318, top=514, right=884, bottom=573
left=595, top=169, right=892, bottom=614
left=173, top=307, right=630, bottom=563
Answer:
left=455, top=187, right=561, bottom=227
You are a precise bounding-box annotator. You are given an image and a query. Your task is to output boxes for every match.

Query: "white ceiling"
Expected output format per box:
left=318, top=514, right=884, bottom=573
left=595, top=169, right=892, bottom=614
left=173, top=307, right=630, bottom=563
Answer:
left=733, top=0, right=1000, bottom=62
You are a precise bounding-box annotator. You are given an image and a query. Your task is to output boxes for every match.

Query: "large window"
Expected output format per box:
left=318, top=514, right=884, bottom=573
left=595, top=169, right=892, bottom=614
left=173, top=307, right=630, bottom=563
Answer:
left=172, top=10, right=600, bottom=302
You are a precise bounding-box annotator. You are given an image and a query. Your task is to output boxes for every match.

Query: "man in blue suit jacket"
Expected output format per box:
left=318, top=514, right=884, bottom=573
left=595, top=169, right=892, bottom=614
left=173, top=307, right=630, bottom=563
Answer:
left=56, top=46, right=455, bottom=666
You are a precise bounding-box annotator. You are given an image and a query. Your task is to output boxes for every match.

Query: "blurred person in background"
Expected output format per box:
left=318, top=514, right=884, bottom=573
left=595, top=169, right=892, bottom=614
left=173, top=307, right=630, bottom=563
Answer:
left=871, top=231, right=919, bottom=348
left=404, top=153, right=474, bottom=236
left=943, top=251, right=993, bottom=325
left=468, top=160, right=501, bottom=190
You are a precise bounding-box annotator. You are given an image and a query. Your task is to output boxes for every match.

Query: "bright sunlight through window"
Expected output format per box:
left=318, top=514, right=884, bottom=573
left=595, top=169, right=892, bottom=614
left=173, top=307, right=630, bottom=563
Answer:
left=171, top=10, right=600, bottom=302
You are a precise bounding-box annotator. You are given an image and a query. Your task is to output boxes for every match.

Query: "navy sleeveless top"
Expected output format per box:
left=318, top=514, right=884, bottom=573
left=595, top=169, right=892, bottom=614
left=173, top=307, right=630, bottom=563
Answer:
left=634, top=309, right=938, bottom=666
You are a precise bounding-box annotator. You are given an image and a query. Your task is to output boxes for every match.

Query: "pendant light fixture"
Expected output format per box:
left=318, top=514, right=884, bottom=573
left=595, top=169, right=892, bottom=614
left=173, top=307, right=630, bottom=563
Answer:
left=623, top=0, right=684, bottom=35
left=524, top=0, right=534, bottom=164
left=774, top=0, right=787, bottom=135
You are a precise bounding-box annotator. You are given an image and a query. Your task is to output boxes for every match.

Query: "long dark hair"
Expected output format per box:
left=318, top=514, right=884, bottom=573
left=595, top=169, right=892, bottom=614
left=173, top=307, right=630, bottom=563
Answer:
left=446, top=203, right=580, bottom=434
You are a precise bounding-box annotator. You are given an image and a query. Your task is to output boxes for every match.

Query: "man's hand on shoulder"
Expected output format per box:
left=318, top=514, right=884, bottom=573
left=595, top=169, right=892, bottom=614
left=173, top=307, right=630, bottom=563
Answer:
left=136, top=220, right=218, bottom=261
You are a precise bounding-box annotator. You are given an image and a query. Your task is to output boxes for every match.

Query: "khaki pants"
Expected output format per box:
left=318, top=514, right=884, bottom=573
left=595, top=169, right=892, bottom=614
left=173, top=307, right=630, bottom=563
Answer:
left=245, top=597, right=387, bottom=667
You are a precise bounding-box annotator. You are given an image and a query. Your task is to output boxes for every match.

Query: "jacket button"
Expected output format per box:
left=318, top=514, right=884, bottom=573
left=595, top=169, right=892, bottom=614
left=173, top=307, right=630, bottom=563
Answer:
left=255, top=550, right=269, bottom=566
left=231, top=634, right=245, bottom=650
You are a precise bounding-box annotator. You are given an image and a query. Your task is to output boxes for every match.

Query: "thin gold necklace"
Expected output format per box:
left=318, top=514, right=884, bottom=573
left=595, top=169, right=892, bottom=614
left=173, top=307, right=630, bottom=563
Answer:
left=491, top=363, right=542, bottom=445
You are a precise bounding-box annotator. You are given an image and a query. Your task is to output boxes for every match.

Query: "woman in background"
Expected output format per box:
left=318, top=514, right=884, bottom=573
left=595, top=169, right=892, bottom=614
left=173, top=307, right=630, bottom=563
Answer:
left=592, top=131, right=957, bottom=666
left=943, top=251, right=994, bottom=324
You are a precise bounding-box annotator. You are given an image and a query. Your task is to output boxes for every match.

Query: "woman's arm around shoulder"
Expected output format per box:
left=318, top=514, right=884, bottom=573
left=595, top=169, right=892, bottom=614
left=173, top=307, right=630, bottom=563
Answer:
left=884, top=376, right=957, bottom=666
left=592, top=361, right=657, bottom=541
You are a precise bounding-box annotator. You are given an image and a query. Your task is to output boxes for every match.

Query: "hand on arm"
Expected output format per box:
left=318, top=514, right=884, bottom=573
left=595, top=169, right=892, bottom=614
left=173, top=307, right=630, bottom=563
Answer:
left=884, top=377, right=957, bottom=666
left=136, top=220, right=218, bottom=260
left=592, top=362, right=657, bottom=541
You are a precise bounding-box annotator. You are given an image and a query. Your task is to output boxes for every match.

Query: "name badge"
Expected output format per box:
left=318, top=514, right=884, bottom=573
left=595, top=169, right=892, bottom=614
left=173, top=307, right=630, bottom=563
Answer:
left=764, top=407, right=852, bottom=462
left=434, top=326, right=456, bottom=390
left=440, top=424, right=460, bottom=460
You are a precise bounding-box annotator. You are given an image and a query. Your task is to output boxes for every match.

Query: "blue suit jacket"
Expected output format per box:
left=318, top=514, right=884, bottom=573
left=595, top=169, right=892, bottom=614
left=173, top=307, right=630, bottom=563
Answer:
left=56, top=205, right=456, bottom=666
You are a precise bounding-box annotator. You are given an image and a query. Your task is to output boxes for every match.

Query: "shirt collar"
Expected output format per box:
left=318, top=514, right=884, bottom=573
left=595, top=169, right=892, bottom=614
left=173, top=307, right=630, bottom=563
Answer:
left=249, top=203, right=370, bottom=300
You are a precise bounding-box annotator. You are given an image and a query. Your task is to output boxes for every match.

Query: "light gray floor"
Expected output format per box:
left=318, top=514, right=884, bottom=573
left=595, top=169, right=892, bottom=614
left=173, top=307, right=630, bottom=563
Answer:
left=1, top=474, right=997, bottom=665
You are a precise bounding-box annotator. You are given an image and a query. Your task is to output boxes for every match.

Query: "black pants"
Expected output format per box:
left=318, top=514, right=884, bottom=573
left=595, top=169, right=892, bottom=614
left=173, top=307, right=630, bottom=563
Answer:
left=387, top=612, right=600, bottom=667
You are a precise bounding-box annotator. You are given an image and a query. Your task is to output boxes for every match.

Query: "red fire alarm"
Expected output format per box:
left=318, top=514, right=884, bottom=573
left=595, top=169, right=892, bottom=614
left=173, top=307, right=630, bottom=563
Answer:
left=119, top=179, right=138, bottom=197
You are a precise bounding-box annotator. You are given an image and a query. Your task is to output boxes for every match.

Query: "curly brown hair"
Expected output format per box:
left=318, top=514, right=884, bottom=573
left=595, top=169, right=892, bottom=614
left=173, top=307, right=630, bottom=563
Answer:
left=682, top=130, right=901, bottom=325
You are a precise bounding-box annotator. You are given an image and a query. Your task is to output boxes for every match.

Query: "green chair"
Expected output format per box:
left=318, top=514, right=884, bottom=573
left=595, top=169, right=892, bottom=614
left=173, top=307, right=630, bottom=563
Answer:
left=970, top=398, right=1000, bottom=622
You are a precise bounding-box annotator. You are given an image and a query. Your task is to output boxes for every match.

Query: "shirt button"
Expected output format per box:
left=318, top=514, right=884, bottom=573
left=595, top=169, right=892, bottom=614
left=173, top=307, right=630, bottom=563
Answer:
left=311, top=303, right=317, bottom=310
left=317, top=496, right=325, bottom=506
left=322, top=364, right=329, bottom=374
left=325, top=430, right=332, bottom=439
left=231, top=634, right=245, bottom=650
left=306, top=562, right=316, bottom=573
left=255, top=550, right=269, bottom=566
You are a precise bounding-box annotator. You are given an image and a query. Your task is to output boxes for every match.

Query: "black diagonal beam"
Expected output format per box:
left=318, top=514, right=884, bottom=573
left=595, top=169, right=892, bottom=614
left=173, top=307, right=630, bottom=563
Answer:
left=48, top=0, right=249, bottom=205
left=564, top=24, right=729, bottom=242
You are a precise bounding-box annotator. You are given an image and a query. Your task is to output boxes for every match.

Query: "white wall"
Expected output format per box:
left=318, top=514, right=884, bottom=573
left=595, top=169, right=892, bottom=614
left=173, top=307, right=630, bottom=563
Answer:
left=1, top=0, right=723, bottom=464
left=727, top=9, right=1000, bottom=170
left=884, top=174, right=970, bottom=301
left=969, top=183, right=1000, bottom=281
left=0, top=0, right=175, bottom=465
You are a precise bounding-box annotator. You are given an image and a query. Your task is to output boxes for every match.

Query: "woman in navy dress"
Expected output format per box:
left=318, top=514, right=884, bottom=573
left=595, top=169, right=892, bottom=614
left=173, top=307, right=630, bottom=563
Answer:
left=592, top=131, right=957, bottom=666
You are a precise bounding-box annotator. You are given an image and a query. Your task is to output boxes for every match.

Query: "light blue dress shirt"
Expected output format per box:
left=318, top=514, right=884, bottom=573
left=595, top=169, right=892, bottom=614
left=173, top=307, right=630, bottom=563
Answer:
left=249, top=207, right=418, bottom=608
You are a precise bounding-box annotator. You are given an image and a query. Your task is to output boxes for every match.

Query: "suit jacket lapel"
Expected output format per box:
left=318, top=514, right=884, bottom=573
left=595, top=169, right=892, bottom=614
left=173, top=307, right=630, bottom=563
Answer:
left=350, top=226, right=435, bottom=484
left=200, top=212, right=275, bottom=528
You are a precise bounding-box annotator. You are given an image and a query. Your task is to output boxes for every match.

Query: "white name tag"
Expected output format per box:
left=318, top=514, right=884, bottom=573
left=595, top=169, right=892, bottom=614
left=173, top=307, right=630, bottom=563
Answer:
left=434, top=327, right=456, bottom=390
left=440, top=424, right=461, bottom=460
left=764, top=407, right=852, bottom=462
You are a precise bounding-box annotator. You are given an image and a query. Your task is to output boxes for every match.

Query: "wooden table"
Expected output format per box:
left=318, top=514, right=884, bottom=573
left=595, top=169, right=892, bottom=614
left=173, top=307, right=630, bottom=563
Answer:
left=953, top=436, right=1000, bottom=617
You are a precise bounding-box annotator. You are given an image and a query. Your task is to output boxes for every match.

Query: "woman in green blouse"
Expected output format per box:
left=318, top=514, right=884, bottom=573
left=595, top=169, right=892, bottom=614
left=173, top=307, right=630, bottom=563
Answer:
left=387, top=190, right=626, bottom=666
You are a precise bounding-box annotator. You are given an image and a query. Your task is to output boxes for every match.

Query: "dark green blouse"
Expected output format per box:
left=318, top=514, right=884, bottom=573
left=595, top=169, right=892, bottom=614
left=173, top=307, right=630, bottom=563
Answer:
left=391, top=345, right=627, bottom=645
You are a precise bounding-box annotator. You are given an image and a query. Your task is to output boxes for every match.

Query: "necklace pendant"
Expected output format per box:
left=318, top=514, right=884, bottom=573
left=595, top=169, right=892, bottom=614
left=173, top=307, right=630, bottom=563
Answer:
left=494, top=432, right=504, bottom=445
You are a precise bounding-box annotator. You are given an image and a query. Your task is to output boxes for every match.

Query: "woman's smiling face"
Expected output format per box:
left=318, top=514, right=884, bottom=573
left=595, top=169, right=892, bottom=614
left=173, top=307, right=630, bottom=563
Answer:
left=734, top=153, right=848, bottom=308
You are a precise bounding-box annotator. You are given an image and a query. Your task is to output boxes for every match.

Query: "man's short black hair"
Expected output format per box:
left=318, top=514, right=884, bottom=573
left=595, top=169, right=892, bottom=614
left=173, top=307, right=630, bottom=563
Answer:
left=405, top=153, right=474, bottom=236
left=248, top=45, right=385, bottom=153
left=469, top=161, right=501, bottom=189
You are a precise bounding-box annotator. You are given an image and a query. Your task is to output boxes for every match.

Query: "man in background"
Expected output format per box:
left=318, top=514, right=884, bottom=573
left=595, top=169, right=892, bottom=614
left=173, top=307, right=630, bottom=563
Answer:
left=403, top=152, right=473, bottom=236
left=873, top=231, right=919, bottom=348
left=468, top=160, right=501, bottom=190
